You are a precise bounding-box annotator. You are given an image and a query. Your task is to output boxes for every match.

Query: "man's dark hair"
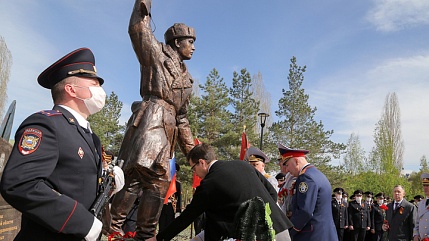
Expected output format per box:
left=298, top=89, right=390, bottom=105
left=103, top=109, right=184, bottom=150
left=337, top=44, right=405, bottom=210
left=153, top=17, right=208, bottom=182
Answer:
left=187, top=143, right=217, bottom=164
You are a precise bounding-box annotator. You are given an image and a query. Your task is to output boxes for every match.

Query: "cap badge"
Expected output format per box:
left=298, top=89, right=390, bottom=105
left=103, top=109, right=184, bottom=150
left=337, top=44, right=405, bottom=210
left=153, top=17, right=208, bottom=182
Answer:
left=19, top=128, right=42, bottom=155
left=298, top=182, right=308, bottom=193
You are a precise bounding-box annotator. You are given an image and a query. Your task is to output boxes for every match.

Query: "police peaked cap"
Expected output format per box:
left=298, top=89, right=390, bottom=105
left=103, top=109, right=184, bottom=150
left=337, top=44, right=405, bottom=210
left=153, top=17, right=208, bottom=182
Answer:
left=278, top=143, right=309, bottom=160
left=333, top=187, right=344, bottom=194
left=353, top=189, right=363, bottom=195
left=38, top=47, right=104, bottom=89
left=245, top=146, right=270, bottom=163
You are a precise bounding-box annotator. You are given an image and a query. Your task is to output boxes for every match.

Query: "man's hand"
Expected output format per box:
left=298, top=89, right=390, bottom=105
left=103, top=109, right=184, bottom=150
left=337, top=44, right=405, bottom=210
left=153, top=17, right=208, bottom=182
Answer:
left=414, top=235, right=420, bottom=241
left=382, top=223, right=389, bottom=231
left=146, top=237, right=157, bottom=241
left=349, top=225, right=354, bottom=231
left=112, top=166, right=125, bottom=195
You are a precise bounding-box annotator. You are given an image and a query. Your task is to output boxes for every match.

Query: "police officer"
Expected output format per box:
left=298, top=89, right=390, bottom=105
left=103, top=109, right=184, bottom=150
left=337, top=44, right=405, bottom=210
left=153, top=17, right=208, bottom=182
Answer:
left=332, top=187, right=349, bottom=241
left=371, top=192, right=385, bottom=241
left=245, top=146, right=278, bottom=190
left=413, top=173, right=429, bottom=240
left=348, top=189, right=371, bottom=241
left=0, top=48, right=124, bottom=241
left=279, top=145, right=338, bottom=241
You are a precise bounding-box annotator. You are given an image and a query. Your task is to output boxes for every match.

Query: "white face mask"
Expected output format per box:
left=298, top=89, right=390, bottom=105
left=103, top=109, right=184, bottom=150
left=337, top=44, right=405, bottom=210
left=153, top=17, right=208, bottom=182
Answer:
left=366, top=197, right=372, bottom=202
left=75, top=86, right=106, bottom=115
left=355, top=197, right=362, bottom=203
left=343, top=197, right=348, bottom=202
left=335, top=194, right=342, bottom=201
left=378, top=200, right=383, bottom=205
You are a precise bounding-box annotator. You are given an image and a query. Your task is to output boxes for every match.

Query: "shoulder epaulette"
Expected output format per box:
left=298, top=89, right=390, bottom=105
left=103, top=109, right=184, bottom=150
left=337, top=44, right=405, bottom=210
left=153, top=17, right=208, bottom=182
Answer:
left=36, top=110, right=62, bottom=116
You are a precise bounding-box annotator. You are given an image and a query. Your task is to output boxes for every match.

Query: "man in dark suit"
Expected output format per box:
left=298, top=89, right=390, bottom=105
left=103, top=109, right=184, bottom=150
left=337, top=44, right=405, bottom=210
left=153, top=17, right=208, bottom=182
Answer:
left=279, top=146, right=338, bottom=241
left=348, top=189, right=371, bottom=241
left=0, top=48, right=124, bottom=241
left=371, top=192, right=385, bottom=241
left=156, top=143, right=292, bottom=241
left=382, top=185, right=416, bottom=241
left=332, top=187, right=349, bottom=241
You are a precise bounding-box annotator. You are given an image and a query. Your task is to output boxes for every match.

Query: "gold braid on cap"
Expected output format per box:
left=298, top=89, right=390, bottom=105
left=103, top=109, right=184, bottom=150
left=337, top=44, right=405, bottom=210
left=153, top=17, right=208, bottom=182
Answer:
left=248, top=155, right=264, bottom=162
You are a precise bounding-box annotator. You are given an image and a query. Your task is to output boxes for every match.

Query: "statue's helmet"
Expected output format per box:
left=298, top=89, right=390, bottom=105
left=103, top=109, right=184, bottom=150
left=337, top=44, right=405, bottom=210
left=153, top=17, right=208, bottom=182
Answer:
left=164, top=23, right=196, bottom=44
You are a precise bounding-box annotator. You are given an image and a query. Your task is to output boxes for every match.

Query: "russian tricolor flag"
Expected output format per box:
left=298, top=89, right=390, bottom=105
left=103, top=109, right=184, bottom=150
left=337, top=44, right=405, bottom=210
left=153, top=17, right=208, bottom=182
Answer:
left=164, top=154, right=177, bottom=204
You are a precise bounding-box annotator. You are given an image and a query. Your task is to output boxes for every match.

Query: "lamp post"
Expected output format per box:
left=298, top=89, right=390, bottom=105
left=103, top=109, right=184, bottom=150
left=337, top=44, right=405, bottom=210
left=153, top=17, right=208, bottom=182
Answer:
left=258, top=112, right=269, bottom=151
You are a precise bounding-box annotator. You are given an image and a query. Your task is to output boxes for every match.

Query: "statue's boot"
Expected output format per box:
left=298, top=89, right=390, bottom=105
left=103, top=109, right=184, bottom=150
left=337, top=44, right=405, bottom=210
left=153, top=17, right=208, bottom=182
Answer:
left=134, top=185, right=167, bottom=241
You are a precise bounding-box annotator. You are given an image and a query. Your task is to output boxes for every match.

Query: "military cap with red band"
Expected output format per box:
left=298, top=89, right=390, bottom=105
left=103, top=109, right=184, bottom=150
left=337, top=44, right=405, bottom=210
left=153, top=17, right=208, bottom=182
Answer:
left=37, top=47, right=104, bottom=89
left=278, top=143, right=309, bottom=160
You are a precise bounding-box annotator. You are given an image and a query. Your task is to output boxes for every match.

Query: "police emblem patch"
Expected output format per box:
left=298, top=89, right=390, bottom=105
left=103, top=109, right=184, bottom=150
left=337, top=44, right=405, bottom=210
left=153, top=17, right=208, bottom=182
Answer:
left=298, top=182, right=308, bottom=193
left=78, top=147, right=84, bottom=159
left=19, top=128, right=42, bottom=155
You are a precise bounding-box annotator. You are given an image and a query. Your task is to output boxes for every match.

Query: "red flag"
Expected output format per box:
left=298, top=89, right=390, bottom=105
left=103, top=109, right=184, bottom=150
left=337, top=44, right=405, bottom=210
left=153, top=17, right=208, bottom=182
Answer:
left=192, top=138, right=203, bottom=188
left=239, top=131, right=250, bottom=160
left=164, top=154, right=177, bottom=204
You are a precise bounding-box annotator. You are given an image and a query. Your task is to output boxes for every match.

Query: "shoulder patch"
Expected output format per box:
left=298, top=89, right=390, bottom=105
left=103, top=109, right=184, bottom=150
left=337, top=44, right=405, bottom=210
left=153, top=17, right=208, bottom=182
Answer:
left=36, top=110, right=62, bottom=116
left=298, top=182, right=308, bottom=193
left=19, top=128, right=42, bottom=155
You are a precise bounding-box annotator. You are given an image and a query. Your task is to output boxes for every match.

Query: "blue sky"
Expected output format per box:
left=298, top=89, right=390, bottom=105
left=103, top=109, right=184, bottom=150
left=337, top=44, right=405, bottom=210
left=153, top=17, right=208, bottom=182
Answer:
left=1, top=0, right=429, bottom=171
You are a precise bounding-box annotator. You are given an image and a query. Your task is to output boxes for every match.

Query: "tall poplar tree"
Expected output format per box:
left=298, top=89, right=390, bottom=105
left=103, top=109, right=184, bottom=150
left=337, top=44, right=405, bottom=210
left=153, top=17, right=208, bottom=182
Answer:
left=267, top=56, right=345, bottom=166
left=370, top=92, right=404, bottom=174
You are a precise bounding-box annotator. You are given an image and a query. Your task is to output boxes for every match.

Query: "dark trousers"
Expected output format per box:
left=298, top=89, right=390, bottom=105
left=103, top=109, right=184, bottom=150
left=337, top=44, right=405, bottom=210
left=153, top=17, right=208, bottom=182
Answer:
left=336, top=228, right=344, bottom=241
left=351, top=228, right=366, bottom=241
left=372, top=230, right=383, bottom=241
left=158, top=203, right=175, bottom=233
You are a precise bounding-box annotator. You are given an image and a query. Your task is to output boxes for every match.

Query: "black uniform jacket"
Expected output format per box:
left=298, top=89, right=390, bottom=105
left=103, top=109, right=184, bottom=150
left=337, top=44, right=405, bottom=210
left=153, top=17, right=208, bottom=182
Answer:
left=348, top=200, right=371, bottom=229
left=332, top=199, right=349, bottom=228
left=157, top=160, right=293, bottom=241
left=0, top=106, right=102, bottom=241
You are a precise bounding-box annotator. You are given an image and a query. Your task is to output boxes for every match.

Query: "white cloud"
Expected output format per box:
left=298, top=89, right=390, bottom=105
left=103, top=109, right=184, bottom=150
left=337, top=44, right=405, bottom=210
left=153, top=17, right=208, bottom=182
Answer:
left=366, top=0, right=429, bottom=32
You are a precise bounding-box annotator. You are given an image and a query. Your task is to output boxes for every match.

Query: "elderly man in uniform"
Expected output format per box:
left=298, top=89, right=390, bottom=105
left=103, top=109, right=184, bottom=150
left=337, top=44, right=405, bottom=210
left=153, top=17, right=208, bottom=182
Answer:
left=413, top=173, right=429, bottom=241
left=107, top=0, right=196, bottom=240
left=280, top=146, right=338, bottom=241
left=277, top=144, right=297, bottom=218
left=245, top=146, right=278, bottom=190
left=0, top=48, right=124, bottom=241
left=332, top=187, right=348, bottom=241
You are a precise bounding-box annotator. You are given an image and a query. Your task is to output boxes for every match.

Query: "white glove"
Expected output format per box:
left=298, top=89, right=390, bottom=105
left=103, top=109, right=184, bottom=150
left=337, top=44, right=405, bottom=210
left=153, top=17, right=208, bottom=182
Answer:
left=85, top=217, right=102, bottom=241
left=112, top=166, right=125, bottom=195
left=175, top=212, right=181, bottom=218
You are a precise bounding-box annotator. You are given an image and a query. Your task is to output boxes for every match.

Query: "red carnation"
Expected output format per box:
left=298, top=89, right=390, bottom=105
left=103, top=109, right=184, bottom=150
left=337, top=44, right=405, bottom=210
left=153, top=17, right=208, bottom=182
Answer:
left=380, top=204, right=388, bottom=211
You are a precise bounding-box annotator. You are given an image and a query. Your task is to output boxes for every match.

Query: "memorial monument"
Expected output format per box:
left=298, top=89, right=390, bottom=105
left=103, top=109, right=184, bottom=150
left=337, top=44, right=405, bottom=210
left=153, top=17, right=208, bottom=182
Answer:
left=107, top=0, right=196, bottom=240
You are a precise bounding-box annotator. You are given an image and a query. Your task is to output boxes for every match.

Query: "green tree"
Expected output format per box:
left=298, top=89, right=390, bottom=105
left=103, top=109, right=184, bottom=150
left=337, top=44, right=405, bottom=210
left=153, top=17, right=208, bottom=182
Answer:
left=266, top=56, right=345, bottom=167
left=88, top=91, right=124, bottom=154
left=343, top=132, right=366, bottom=175
left=195, top=68, right=232, bottom=159
left=229, top=68, right=260, bottom=156
left=370, top=92, right=404, bottom=174
left=0, top=36, right=12, bottom=118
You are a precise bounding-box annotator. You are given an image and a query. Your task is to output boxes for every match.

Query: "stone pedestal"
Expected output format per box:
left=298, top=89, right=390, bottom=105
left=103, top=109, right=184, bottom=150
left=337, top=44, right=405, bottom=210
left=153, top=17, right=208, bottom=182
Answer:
left=0, top=138, right=21, bottom=240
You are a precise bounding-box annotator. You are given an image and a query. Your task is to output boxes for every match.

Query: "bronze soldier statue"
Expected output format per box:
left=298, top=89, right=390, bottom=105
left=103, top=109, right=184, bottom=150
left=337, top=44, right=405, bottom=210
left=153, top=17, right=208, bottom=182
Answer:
left=106, top=0, right=196, bottom=239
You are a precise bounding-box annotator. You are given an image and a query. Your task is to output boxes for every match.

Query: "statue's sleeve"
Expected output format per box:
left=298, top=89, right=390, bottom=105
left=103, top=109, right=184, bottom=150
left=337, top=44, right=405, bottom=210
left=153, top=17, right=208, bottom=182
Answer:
left=176, top=96, right=195, bottom=156
left=128, top=0, right=161, bottom=67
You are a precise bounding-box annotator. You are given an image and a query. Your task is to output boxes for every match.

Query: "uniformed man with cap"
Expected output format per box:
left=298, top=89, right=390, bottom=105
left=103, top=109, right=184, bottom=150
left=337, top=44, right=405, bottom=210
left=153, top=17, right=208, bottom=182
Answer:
left=348, top=189, right=371, bottom=241
left=332, top=187, right=348, bottom=241
left=277, top=144, right=297, bottom=218
left=413, top=173, right=429, bottom=241
left=0, top=48, right=124, bottom=241
left=279, top=145, right=338, bottom=241
left=107, top=0, right=197, bottom=239
left=245, top=146, right=278, bottom=190
left=372, top=192, right=386, bottom=241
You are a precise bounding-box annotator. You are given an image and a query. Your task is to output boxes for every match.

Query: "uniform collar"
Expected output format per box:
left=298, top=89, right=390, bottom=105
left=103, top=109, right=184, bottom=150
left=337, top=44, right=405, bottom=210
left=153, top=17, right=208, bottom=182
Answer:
left=58, top=105, right=91, bottom=131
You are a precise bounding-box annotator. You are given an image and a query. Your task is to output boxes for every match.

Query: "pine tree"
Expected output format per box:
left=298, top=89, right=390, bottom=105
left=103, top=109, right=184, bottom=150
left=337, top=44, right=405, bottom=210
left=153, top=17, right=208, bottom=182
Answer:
left=88, top=91, right=124, bottom=154
left=229, top=68, right=260, bottom=154
left=267, top=56, right=345, bottom=166
left=196, top=68, right=232, bottom=159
